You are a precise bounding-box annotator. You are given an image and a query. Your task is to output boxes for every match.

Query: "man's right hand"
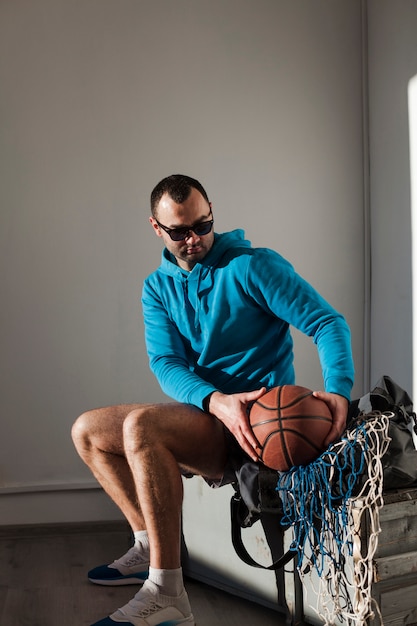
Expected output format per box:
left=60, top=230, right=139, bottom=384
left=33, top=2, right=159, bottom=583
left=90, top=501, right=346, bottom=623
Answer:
left=207, top=388, right=266, bottom=462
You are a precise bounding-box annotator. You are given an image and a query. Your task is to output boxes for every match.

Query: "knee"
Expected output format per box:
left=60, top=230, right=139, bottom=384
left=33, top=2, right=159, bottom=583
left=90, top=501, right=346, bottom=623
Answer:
left=123, top=407, right=155, bottom=455
left=71, top=410, right=96, bottom=452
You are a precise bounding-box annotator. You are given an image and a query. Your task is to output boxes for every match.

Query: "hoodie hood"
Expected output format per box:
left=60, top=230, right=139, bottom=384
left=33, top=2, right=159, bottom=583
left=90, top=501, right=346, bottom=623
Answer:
left=156, top=229, right=252, bottom=332
left=158, top=229, right=252, bottom=278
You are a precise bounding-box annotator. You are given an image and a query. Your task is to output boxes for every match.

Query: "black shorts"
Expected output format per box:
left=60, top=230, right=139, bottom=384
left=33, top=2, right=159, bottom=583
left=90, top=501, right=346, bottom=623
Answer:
left=182, top=427, right=252, bottom=489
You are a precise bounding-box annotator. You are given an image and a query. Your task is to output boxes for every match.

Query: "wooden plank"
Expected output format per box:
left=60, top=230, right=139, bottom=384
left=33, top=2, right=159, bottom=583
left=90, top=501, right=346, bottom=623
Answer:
left=374, top=551, right=417, bottom=581
left=379, top=498, right=417, bottom=523
left=378, top=581, right=417, bottom=620
left=377, top=517, right=417, bottom=557
left=358, top=492, right=417, bottom=560
left=382, top=489, right=417, bottom=505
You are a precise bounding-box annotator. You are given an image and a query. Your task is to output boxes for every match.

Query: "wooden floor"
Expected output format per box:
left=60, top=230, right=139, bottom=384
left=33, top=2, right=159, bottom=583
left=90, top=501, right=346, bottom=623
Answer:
left=0, top=521, right=290, bottom=626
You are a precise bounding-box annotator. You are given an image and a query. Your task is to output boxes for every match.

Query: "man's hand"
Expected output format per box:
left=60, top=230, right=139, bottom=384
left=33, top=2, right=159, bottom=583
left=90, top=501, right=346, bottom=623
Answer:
left=312, top=390, right=349, bottom=446
left=207, top=388, right=266, bottom=462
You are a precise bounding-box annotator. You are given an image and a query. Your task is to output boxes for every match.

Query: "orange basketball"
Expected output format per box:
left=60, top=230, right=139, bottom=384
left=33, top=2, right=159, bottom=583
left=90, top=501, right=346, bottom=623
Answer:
left=249, top=385, right=332, bottom=471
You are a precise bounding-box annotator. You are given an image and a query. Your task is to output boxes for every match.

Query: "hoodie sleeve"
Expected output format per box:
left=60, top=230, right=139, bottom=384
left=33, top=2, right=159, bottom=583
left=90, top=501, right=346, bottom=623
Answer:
left=142, top=279, right=217, bottom=409
left=245, top=249, right=354, bottom=400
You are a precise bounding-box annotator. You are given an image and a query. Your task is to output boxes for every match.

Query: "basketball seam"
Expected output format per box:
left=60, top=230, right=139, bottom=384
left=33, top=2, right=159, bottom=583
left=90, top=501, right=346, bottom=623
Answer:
left=251, top=414, right=332, bottom=428
left=263, top=428, right=325, bottom=455
left=277, top=386, right=292, bottom=470
left=255, top=389, right=313, bottom=411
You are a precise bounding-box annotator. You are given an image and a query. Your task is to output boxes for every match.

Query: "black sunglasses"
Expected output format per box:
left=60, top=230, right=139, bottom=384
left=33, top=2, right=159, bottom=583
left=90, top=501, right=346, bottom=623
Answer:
left=155, top=212, right=214, bottom=242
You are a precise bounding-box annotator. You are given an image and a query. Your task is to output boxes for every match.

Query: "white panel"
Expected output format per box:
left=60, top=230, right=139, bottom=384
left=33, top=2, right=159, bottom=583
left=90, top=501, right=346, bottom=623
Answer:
left=182, top=478, right=285, bottom=608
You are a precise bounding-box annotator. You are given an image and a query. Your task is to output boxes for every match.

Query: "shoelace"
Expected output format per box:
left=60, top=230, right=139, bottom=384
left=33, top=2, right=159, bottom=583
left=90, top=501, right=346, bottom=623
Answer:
left=122, top=593, right=161, bottom=618
left=114, top=546, right=149, bottom=568
left=137, top=601, right=161, bottom=618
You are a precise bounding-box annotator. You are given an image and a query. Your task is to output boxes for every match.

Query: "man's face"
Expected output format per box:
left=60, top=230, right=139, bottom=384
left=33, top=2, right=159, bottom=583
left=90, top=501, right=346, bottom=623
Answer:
left=150, top=187, right=215, bottom=271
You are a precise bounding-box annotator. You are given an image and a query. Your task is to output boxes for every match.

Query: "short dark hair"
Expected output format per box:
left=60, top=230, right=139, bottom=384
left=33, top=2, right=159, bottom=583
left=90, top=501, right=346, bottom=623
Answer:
left=150, top=174, right=210, bottom=217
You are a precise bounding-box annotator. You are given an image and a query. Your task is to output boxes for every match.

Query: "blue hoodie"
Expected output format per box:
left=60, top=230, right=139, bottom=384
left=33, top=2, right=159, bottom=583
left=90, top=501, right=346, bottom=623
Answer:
left=142, top=230, right=354, bottom=409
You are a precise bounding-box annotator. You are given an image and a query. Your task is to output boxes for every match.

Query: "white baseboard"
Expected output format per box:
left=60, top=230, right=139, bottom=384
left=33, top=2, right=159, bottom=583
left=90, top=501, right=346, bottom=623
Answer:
left=0, top=484, right=124, bottom=525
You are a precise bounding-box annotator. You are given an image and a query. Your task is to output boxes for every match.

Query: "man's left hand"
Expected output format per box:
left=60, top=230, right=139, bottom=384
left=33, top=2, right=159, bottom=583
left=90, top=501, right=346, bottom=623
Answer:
left=312, top=391, right=349, bottom=446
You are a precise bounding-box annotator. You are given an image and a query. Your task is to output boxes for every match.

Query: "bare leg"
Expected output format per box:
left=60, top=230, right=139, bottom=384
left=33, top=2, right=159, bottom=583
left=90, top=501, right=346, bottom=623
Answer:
left=74, top=402, right=226, bottom=625
left=72, top=401, right=228, bottom=563
left=71, top=404, right=147, bottom=531
left=122, top=403, right=227, bottom=570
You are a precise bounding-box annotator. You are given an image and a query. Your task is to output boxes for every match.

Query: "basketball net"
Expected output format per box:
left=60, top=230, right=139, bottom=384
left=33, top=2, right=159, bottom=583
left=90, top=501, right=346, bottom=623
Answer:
left=277, top=411, right=391, bottom=626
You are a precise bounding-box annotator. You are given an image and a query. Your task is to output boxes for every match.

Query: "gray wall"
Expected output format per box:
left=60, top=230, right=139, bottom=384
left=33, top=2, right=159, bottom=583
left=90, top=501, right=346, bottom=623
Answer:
left=1, top=0, right=365, bottom=525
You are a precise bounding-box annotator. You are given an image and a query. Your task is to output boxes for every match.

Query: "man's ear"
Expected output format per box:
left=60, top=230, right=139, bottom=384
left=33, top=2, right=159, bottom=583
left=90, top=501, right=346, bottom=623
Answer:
left=149, top=216, right=163, bottom=238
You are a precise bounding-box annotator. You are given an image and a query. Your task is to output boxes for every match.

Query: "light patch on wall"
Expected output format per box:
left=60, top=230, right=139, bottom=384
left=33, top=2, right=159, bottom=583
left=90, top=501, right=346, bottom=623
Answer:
left=409, top=73, right=417, bottom=447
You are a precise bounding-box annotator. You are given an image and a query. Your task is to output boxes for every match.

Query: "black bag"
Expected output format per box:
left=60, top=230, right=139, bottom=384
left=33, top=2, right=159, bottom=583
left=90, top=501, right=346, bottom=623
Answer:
left=231, top=461, right=297, bottom=570
left=347, top=375, right=417, bottom=490
left=230, top=375, right=417, bottom=570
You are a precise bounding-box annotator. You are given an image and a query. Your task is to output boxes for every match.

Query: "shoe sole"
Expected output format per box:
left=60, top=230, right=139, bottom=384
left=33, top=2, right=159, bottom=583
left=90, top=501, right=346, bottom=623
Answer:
left=89, top=618, right=195, bottom=626
left=88, top=576, right=147, bottom=586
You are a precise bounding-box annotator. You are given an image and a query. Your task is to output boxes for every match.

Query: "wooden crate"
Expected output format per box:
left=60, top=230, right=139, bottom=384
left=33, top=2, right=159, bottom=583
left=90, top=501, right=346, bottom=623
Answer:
left=297, top=488, right=417, bottom=625
left=359, top=488, right=417, bottom=626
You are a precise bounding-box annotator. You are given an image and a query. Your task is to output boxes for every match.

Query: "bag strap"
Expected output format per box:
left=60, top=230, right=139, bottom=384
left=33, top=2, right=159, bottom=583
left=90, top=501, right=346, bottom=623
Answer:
left=230, top=493, right=297, bottom=570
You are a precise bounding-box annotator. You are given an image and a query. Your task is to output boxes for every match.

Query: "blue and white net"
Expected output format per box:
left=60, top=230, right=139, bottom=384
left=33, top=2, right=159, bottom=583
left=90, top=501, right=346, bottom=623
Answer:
left=277, top=411, right=391, bottom=626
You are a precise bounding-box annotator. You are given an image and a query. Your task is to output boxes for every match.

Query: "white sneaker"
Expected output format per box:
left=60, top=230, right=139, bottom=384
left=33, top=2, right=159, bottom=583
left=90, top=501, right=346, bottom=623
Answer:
left=88, top=545, right=149, bottom=586
left=90, top=580, right=195, bottom=625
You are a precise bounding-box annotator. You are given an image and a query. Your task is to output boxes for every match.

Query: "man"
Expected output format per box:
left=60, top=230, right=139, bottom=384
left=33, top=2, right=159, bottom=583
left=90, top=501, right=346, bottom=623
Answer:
left=72, top=174, right=354, bottom=626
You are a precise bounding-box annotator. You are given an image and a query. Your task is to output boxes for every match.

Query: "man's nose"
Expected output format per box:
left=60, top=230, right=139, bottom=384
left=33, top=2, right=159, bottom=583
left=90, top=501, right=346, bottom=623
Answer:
left=185, top=229, right=200, bottom=243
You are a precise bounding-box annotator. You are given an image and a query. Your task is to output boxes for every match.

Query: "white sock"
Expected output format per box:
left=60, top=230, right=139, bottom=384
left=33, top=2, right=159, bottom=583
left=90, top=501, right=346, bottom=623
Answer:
left=148, top=566, right=184, bottom=597
left=133, top=530, right=150, bottom=559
